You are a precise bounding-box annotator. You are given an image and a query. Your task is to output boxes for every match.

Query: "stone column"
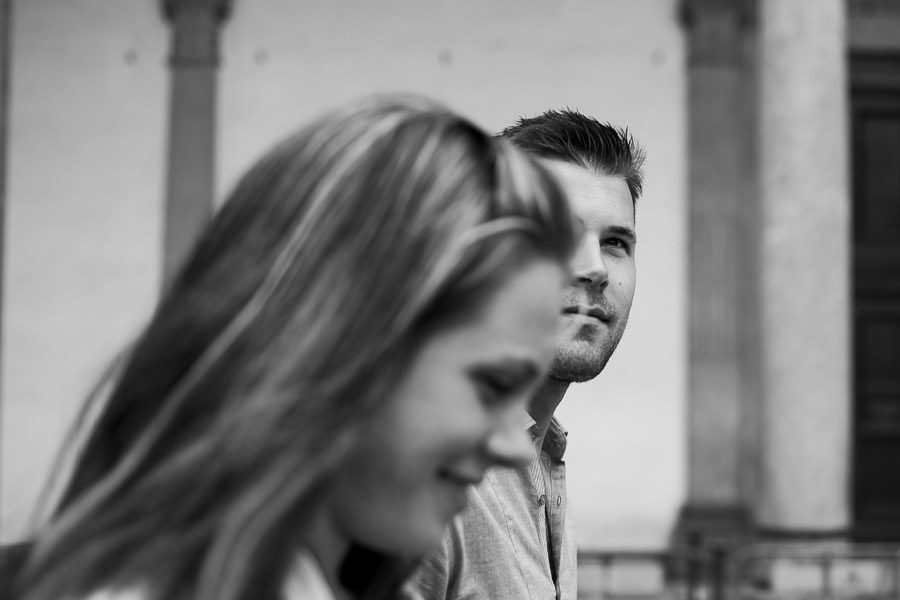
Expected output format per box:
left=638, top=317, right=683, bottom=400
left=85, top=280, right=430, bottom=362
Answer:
left=0, top=0, right=10, bottom=519
left=675, top=0, right=755, bottom=547
left=756, top=0, right=850, bottom=531
left=160, top=0, right=230, bottom=290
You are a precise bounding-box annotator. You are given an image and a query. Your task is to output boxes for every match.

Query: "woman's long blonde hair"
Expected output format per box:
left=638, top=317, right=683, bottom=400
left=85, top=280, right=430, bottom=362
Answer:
left=18, top=95, right=578, bottom=600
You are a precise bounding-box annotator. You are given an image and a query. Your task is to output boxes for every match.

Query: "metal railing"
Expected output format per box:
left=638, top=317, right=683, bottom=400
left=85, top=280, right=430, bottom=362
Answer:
left=578, top=542, right=900, bottom=600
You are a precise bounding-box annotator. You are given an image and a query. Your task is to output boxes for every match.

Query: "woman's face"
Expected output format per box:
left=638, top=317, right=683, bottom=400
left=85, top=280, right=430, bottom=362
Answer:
left=327, top=258, right=566, bottom=555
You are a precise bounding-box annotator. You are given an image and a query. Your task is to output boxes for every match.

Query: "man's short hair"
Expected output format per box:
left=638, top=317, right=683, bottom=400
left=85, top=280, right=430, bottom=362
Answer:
left=498, top=109, right=646, bottom=203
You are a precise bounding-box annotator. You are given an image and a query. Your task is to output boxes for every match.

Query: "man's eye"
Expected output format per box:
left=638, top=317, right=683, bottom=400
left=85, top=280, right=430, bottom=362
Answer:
left=603, top=238, right=629, bottom=252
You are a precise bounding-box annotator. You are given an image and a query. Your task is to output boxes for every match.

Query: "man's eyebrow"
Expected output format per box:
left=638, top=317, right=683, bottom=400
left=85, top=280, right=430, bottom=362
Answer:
left=608, top=225, right=637, bottom=244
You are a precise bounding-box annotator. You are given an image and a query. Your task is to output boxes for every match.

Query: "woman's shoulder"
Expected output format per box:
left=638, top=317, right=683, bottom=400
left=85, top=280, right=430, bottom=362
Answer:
left=53, top=553, right=334, bottom=600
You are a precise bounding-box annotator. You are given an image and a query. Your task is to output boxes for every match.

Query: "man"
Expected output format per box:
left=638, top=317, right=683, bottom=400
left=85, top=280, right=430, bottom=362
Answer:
left=404, top=109, right=646, bottom=600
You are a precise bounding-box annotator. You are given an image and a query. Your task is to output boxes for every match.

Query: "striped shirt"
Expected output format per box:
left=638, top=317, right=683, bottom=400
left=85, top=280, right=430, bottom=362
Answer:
left=403, top=415, right=576, bottom=600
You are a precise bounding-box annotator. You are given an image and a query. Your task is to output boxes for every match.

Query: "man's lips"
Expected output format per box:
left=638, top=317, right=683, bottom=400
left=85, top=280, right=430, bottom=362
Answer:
left=562, top=305, right=612, bottom=322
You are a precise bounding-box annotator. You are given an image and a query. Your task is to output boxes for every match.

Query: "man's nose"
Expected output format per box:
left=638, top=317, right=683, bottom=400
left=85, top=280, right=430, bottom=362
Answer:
left=484, top=422, right=534, bottom=468
left=571, top=237, right=609, bottom=288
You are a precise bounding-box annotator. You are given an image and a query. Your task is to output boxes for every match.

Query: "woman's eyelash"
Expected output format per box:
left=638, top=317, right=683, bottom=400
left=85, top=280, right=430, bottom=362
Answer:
left=469, top=362, right=537, bottom=405
left=475, top=374, right=520, bottom=406
left=481, top=375, right=513, bottom=394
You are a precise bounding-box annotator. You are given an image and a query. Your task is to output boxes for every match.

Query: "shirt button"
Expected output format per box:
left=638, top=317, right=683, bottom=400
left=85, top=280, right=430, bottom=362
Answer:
left=538, top=495, right=546, bottom=506
left=557, top=496, right=562, bottom=507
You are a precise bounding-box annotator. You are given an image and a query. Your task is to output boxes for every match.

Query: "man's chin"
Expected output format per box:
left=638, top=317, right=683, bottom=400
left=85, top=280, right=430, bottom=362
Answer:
left=548, top=356, right=608, bottom=384
left=550, top=329, right=625, bottom=383
left=549, top=368, right=603, bottom=384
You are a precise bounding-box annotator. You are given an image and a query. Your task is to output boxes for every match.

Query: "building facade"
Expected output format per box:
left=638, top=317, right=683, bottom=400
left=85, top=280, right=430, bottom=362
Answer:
left=0, top=0, right=898, bottom=568
left=678, top=0, right=900, bottom=549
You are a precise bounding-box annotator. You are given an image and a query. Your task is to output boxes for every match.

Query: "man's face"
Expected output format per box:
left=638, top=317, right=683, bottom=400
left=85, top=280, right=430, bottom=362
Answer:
left=544, top=160, right=637, bottom=383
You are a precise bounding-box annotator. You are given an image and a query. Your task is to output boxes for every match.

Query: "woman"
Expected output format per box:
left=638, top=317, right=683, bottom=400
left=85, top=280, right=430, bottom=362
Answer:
left=16, top=95, right=578, bottom=600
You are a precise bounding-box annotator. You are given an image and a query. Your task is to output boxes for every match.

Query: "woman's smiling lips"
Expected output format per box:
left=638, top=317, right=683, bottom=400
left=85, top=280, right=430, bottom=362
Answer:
left=437, top=466, right=484, bottom=488
left=436, top=467, right=483, bottom=514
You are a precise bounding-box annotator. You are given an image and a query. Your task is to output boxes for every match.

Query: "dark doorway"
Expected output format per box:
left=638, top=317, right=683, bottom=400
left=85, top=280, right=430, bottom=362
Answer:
left=851, top=54, right=900, bottom=540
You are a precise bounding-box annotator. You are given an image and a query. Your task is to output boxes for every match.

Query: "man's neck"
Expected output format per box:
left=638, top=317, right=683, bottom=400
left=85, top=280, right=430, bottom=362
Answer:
left=528, top=377, right=569, bottom=447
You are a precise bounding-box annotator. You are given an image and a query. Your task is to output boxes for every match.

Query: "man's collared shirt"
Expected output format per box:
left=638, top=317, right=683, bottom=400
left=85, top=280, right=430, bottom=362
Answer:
left=403, top=416, right=576, bottom=600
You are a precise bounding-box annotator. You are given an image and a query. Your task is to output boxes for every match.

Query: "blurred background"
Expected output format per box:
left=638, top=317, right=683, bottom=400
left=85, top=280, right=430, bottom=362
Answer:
left=1, top=0, right=899, bottom=597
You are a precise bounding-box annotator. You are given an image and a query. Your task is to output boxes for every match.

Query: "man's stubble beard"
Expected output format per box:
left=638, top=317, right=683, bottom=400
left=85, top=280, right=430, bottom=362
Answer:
left=548, top=319, right=628, bottom=384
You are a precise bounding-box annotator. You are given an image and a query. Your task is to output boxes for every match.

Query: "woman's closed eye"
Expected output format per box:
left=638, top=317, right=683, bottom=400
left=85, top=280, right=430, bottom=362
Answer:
left=475, top=374, right=517, bottom=406
left=469, top=361, right=538, bottom=408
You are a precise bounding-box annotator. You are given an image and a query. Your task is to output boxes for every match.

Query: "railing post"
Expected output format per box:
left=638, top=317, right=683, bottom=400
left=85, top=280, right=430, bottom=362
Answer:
left=711, top=545, right=727, bottom=600
left=821, top=552, right=833, bottom=597
left=599, top=555, right=611, bottom=600
left=894, top=550, right=900, bottom=599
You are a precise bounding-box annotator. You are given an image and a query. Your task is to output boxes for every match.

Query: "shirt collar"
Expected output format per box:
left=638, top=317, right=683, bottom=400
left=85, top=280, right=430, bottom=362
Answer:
left=521, top=411, right=568, bottom=461
left=284, top=550, right=336, bottom=600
